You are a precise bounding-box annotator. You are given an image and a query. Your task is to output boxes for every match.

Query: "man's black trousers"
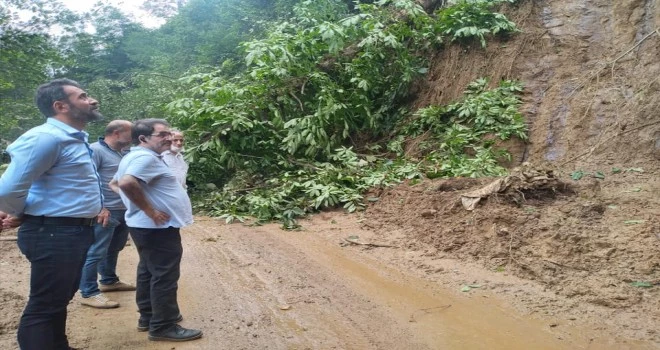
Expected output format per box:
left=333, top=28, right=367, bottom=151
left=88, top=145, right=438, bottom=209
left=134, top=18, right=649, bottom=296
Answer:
left=130, top=226, right=183, bottom=332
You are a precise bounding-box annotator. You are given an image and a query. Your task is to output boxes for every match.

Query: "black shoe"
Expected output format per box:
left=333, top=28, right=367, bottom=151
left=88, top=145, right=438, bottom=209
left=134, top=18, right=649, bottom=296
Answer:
left=137, top=314, right=184, bottom=332
left=148, top=324, right=202, bottom=342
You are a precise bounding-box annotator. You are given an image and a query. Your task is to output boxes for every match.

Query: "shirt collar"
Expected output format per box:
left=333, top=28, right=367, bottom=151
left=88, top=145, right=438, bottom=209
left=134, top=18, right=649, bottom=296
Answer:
left=99, top=137, right=130, bottom=154
left=131, top=146, right=163, bottom=158
left=47, top=117, right=89, bottom=141
left=162, top=150, right=183, bottom=157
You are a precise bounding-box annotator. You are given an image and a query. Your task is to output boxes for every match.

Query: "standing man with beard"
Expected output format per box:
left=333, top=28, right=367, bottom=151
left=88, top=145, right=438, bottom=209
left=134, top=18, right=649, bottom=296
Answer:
left=0, top=78, right=104, bottom=350
left=111, top=119, right=202, bottom=342
left=161, top=130, right=188, bottom=189
left=79, top=120, right=136, bottom=309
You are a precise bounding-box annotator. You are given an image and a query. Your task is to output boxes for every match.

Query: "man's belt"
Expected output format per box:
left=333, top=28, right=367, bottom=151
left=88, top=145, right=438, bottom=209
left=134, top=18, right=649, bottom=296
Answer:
left=22, top=215, right=96, bottom=227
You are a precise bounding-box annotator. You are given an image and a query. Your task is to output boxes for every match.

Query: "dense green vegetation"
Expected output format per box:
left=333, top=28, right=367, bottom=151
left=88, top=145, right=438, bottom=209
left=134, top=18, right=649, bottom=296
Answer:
left=1, top=0, right=302, bottom=140
left=1, top=0, right=524, bottom=227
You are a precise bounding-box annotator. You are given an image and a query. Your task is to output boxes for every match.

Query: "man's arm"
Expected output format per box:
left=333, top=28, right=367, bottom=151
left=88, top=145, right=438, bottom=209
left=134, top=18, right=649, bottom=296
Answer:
left=89, top=144, right=110, bottom=226
left=117, top=174, right=170, bottom=225
left=109, top=178, right=120, bottom=194
left=0, top=132, right=59, bottom=215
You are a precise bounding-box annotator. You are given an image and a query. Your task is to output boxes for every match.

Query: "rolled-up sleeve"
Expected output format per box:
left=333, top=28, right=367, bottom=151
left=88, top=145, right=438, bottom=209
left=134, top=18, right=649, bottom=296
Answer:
left=0, top=133, right=59, bottom=215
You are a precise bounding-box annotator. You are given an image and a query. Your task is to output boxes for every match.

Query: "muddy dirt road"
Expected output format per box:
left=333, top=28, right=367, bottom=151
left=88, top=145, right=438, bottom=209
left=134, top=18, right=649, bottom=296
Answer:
left=0, top=214, right=657, bottom=349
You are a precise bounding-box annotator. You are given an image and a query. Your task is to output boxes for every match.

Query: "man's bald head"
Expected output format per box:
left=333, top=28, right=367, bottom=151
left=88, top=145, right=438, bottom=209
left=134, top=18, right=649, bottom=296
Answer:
left=105, top=120, right=133, bottom=136
left=104, top=120, right=134, bottom=150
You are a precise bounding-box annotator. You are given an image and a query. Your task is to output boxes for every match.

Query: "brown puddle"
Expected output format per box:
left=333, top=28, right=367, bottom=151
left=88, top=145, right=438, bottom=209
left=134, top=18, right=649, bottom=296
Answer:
left=275, top=230, right=656, bottom=350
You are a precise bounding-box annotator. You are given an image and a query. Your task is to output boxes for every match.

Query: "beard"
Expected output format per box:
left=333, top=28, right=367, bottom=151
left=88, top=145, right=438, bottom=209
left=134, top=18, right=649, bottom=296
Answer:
left=171, top=145, right=183, bottom=153
left=69, top=104, right=103, bottom=122
left=88, top=109, right=103, bottom=121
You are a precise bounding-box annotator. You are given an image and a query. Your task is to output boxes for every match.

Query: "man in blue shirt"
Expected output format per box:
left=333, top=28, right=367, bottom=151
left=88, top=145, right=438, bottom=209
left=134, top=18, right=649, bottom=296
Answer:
left=79, top=120, right=136, bottom=309
left=111, top=119, right=201, bottom=342
left=0, top=78, right=105, bottom=350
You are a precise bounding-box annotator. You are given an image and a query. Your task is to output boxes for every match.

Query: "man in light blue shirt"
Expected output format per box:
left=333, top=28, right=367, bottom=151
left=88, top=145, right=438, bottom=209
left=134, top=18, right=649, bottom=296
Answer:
left=111, top=119, right=201, bottom=342
left=0, top=78, right=105, bottom=350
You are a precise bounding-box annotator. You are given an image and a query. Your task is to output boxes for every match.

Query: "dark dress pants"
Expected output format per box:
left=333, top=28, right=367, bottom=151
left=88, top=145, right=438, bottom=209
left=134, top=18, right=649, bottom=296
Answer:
left=129, top=226, right=182, bottom=332
left=16, top=222, right=94, bottom=350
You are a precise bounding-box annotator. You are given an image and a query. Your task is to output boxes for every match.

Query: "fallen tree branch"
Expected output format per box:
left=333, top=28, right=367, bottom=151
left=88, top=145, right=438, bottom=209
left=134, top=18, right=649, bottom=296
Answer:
left=289, top=91, right=304, bottom=111
left=542, top=259, right=589, bottom=271
left=611, top=28, right=660, bottom=78
left=409, top=304, right=452, bottom=323
left=342, top=238, right=398, bottom=248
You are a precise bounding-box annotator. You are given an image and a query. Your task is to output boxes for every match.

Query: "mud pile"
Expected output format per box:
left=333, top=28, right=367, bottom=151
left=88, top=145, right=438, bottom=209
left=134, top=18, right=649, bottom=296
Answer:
left=367, top=0, right=659, bottom=336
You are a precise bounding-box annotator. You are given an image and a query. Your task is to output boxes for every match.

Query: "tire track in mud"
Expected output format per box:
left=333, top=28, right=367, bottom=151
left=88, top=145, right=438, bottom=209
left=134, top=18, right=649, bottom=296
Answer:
left=187, top=221, right=428, bottom=350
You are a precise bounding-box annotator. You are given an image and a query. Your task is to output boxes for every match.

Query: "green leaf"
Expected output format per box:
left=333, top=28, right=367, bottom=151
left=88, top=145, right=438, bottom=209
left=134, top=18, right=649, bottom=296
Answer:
left=460, top=286, right=472, bottom=292
left=623, top=220, right=645, bottom=225
left=593, top=171, right=605, bottom=179
left=624, top=187, right=642, bottom=193
left=611, top=167, right=622, bottom=174
left=570, top=170, right=585, bottom=180
left=630, top=281, right=653, bottom=288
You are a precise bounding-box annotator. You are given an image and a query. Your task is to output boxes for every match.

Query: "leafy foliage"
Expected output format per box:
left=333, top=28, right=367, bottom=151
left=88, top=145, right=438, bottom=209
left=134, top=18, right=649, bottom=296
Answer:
left=0, top=0, right=524, bottom=228
left=435, top=0, right=518, bottom=47
left=169, top=0, right=522, bottom=227
left=0, top=0, right=76, bottom=145
left=397, top=78, right=526, bottom=178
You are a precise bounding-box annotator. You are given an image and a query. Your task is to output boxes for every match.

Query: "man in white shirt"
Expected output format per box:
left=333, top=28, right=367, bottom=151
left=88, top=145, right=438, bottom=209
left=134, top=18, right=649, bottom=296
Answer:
left=111, top=119, right=201, bottom=342
left=161, top=130, right=188, bottom=189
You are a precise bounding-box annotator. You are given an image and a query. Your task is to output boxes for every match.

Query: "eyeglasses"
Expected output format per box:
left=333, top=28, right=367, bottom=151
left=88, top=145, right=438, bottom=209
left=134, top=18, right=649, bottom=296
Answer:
left=149, top=132, right=172, bottom=138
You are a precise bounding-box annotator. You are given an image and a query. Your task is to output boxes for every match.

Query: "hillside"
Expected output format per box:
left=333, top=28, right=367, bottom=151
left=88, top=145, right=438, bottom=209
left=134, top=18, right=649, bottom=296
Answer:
left=364, top=0, right=659, bottom=343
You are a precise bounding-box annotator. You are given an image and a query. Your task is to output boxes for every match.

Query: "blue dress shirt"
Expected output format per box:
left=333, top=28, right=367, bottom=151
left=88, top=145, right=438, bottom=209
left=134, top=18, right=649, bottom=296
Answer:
left=0, top=118, right=103, bottom=217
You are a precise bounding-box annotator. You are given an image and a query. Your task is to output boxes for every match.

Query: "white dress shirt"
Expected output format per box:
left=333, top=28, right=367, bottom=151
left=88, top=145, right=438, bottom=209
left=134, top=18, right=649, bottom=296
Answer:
left=161, top=150, right=189, bottom=189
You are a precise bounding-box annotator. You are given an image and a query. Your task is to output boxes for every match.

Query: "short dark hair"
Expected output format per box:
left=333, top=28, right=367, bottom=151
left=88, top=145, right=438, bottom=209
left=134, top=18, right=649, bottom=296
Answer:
left=35, top=78, right=82, bottom=117
left=132, top=118, right=170, bottom=145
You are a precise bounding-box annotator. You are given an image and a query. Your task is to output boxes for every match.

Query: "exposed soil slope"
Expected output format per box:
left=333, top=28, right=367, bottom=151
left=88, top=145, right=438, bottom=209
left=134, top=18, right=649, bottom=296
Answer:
left=367, top=0, right=660, bottom=344
left=415, top=0, right=660, bottom=171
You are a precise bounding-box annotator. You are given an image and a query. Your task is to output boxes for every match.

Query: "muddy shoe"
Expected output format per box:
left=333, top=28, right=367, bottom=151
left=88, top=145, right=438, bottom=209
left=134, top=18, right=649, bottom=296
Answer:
left=99, top=281, right=136, bottom=292
left=137, top=314, right=184, bottom=332
left=81, top=293, right=119, bottom=309
left=148, top=324, right=202, bottom=342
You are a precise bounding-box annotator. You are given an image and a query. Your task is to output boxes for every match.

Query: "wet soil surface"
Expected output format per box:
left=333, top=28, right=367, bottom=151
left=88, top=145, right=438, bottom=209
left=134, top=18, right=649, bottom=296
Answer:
left=1, top=211, right=658, bottom=349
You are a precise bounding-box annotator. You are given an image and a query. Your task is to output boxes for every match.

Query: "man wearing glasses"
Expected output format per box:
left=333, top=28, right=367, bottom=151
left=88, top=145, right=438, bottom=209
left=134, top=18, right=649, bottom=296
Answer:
left=110, top=119, right=202, bottom=342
